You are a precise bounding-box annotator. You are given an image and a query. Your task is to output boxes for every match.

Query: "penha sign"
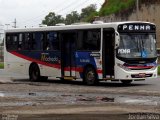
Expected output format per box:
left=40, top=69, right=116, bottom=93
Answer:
left=118, top=23, right=156, bottom=32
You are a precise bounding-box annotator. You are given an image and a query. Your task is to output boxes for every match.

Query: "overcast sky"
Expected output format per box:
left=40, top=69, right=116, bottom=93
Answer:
left=0, top=0, right=104, bottom=29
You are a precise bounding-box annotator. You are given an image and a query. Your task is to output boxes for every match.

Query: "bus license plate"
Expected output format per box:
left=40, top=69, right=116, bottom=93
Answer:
left=139, top=73, right=146, bottom=78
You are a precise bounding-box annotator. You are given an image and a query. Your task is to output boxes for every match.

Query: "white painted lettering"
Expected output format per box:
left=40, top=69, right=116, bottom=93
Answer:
left=146, top=25, right=151, bottom=30
left=129, top=25, right=133, bottom=30
left=123, top=25, right=128, bottom=30
left=118, top=49, right=131, bottom=54
left=135, top=25, right=139, bottom=30
left=140, top=25, right=145, bottom=30
left=121, top=25, right=152, bottom=31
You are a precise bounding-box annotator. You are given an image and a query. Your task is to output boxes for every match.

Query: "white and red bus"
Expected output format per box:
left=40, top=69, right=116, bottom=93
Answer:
left=4, top=21, right=158, bottom=85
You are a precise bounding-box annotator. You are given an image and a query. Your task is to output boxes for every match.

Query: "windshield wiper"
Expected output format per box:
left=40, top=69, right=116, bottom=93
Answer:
left=141, top=39, right=145, bottom=51
left=135, top=37, right=140, bottom=52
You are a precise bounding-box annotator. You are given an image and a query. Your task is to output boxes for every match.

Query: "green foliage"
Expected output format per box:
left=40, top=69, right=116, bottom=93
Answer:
left=42, top=12, right=65, bottom=26
left=42, top=0, right=136, bottom=25
left=99, top=0, right=135, bottom=16
left=80, top=4, right=97, bottom=22
left=158, top=66, right=160, bottom=75
left=0, top=62, right=4, bottom=69
left=42, top=4, right=97, bottom=25
left=65, top=11, right=80, bottom=25
left=84, top=11, right=99, bottom=22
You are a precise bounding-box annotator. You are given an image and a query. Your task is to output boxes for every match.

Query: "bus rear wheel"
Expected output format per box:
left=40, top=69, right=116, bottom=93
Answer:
left=121, top=80, right=132, bottom=85
left=29, top=64, right=40, bottom=81
left=83, top=67, right=98, bottom=85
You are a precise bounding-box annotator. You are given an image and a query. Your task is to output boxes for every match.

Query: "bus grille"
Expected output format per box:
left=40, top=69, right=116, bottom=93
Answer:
left=131, top=74, right=153, bottom=78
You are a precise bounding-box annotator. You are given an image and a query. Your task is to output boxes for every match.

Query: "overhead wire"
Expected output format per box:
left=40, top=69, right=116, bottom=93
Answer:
left=19, top=0, right=105, bottom=27
left=62, top=0, right=91, bottom=15
left=18, top=0, right=66, bottom=24
left=20, top=0, right=81, bottom=25
left=25, top=0, right=91, bottom=26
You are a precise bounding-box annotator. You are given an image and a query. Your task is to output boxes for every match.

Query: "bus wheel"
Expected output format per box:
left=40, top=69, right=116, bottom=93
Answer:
left=29, top=64, right=40, bottom=81
left=83, top=67, right=98, bottom=85
left=121, top=80, right=132, bottom=85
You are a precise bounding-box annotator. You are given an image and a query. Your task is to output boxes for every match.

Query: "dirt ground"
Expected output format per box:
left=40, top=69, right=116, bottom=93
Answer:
left=0, top=78, right=160, bottom=120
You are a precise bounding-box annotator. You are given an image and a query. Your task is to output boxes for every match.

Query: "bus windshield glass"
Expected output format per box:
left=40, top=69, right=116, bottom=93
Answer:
left=117, top=33, right=157, bottom=59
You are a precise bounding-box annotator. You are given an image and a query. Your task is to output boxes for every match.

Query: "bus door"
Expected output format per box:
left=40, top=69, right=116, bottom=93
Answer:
left=61, top=32, right=76, bottom=78
left=103, top=29, right=115, bottom=78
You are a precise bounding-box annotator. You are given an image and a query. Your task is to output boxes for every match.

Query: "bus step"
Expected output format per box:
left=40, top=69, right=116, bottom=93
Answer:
left=103, top=78, right=115, bottom=81
left=63, top=76, right=75, bottom=80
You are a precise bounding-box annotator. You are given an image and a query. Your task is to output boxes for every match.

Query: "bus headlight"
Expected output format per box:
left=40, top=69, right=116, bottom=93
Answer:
left=117, top=63, right=131, bottom=71
left=151, top=66, right=157, bottom=70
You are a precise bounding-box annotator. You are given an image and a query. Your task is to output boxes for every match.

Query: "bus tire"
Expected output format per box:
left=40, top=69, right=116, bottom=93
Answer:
left=29, top=64, right=40, bottom=82
left=41, top=76, right=48, bottom=81
left=121, top=80, right=132, bottom=85
left=83, top=66, right=98, bottom=85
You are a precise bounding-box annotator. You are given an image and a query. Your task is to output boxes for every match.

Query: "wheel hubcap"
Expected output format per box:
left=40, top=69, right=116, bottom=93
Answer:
left=32, top=69, right=38, bottom=80
left=87, top=71, right=95, bottom=81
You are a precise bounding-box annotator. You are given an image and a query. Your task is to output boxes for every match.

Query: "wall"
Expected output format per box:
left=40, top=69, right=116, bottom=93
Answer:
left=96, top=2, right=160, bottom=48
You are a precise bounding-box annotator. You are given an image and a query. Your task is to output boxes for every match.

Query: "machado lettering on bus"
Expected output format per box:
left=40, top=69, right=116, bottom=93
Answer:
left=41, top=53, right=59, bottom=63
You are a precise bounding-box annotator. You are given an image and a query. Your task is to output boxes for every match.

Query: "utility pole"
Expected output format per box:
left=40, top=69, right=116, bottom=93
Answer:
left=13, top=18, right=17, bottom=28
left=136, top=0, right=139, bottom=20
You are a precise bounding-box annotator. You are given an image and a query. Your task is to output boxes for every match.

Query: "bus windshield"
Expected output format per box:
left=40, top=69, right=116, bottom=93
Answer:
left=117, top=33, right=157, bottom=59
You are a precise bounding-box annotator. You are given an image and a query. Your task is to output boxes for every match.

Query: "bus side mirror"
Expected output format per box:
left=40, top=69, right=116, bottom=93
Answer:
left=115, top=32, right=120, bottom=49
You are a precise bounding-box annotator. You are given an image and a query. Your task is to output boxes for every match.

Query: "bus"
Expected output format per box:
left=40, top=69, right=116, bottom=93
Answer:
left=4, top=21, right=158, bottom=85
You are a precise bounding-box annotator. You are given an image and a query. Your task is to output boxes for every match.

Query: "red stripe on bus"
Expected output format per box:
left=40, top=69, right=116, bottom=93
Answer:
left=10, top=51, right=61, bottom=69
left=97, top=69, right=102, bottom=74
left=64, top=67, right=84, bottom=72
left=9, top=51, right=103, bottom=74
left=64, top=68, right=102, bottom=73
left=127, top=66, right=153, bottom=69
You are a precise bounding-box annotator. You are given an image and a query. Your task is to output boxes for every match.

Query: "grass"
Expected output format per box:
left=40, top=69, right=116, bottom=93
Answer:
left=85, top=0, right=135, bottom=22
left=0, top=62, right=4, bottom=69
left=99, top=0, right=135, bottom=16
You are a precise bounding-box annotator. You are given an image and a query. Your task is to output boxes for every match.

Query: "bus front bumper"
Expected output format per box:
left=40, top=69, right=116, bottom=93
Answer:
left=115, top=66, right=158, bottom=80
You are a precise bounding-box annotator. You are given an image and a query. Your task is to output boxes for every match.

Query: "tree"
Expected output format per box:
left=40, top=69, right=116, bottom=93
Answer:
left=80, top=4, right=97, bottom=21
left=42, top=12, right=65, bottom=26
left=42, top=4, right=98, bottom=25
left=65, top=11, right=80, bottom=25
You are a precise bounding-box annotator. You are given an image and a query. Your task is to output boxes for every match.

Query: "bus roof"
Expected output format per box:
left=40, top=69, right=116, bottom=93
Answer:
left=5, top=21, right=155, bottom=33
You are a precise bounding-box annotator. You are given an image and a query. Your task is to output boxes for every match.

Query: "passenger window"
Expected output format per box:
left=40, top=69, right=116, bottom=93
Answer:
left=18, top=34, right=23, bottom=50
left=46, top=32, right=59, bottom=50
left=77, top=29, right=101, bottom=51
left=6, top=34, right=18, bottom=50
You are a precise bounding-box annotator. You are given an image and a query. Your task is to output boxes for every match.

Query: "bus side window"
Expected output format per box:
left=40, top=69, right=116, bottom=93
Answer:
left=33, top=32, right=42, bottom=50
left=18, top=33, right=23, bottom=50
left=13, top=35, right=18, bottom=50
left=77, top=29, right=101, bottom=51
left=23, top=33, right=30, bottom=50
left=6, top=35, right=11, bottom=51
left=47, top=32, right=59, bottom=50
left=77, top=31, right=84, bottom=50
left=77, top=29, right=100, bottom=51
left=84, top=29, right=101, bottom=51
left=6, top=34, right=19, bottom=51
left=41, top=33, right=48, bottom=51
left=45, top=33, right=50, bottom=50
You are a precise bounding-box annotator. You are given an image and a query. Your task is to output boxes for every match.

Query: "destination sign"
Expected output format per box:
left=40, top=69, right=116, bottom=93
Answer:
left=118, top=23, right=156, bottom=32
